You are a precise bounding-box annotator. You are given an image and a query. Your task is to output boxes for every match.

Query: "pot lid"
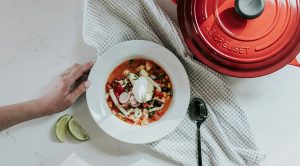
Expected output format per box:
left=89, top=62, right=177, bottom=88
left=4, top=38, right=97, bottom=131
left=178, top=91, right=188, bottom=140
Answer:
left=178, top=0, right=300, bottom=77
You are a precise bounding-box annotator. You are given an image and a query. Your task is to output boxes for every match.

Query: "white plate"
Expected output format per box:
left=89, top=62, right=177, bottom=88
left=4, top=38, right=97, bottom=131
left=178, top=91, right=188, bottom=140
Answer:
left=86, top=40, right=190, bottom=144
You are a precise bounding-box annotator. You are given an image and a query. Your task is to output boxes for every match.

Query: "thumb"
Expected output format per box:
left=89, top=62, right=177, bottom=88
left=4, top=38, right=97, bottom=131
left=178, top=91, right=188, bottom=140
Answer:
left=68, top=80, right=91, bottom=101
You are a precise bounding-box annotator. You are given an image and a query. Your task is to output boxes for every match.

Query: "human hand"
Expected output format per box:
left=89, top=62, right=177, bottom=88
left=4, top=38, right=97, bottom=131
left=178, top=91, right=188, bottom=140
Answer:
left=37, top=61, right=95, bottom=115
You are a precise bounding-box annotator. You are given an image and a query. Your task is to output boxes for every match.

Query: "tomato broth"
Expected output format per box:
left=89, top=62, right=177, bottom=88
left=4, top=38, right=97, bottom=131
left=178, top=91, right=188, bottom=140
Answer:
left=105, top=58, right=173, bottom=126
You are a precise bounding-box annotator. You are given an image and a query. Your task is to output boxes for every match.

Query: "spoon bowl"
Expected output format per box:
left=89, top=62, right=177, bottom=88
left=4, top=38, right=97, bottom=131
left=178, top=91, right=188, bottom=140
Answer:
left=188, top=98, right=208, bottom=124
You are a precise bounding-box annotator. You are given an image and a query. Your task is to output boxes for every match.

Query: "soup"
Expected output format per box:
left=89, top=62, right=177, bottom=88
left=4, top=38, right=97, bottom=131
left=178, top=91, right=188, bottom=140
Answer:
left=105, top=58, right=173, bottom=126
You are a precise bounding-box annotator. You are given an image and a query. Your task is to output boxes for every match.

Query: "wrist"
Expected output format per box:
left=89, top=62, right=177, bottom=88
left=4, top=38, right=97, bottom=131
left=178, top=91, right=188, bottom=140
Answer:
left=33, top=98, right=49, bottom=117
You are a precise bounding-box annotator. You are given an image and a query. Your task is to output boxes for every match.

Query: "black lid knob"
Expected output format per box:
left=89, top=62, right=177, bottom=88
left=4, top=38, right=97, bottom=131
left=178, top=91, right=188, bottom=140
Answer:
left=235, top=0, right=265, bottom=19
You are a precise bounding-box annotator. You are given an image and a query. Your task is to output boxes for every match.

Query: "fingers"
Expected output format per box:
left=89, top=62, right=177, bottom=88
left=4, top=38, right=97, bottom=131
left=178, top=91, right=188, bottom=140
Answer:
left=67, top=80, right=91, bottom=103
left=67, top=61, right=95, bottom=82
left=61, top=63, right=80, bottom=76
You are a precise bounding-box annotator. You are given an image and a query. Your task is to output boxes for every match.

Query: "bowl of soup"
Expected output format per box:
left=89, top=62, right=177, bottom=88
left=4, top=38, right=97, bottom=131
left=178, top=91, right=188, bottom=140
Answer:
left=86, top=40, right=190, bottom=144
left=105, top=58, right=173, bottom=126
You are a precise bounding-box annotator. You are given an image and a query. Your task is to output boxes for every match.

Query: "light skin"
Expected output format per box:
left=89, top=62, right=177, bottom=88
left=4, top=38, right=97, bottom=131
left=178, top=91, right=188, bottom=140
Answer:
left=0, top=61, right=95, bottom=132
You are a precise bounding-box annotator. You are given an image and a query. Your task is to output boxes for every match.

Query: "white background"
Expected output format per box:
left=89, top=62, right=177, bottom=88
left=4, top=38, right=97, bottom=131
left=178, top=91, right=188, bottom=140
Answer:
left=0, top=0, right=300, bottom=165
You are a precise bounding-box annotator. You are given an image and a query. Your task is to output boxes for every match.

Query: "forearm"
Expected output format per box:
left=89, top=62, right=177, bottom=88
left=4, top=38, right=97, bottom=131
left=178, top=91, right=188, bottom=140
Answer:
left=0, top=61, right=93, bottom=132
left=0, top=99, right=45, bottom=131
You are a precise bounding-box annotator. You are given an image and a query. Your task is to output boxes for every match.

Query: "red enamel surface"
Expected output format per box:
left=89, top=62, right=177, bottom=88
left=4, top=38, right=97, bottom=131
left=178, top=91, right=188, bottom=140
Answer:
left=290, top=57, right=300, bottom=67
left=178, top=0, right=300, bottom=77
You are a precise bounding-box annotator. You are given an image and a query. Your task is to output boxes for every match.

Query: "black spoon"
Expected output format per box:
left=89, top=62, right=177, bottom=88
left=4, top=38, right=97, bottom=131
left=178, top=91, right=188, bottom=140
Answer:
left=188, top=98, right=208, bottom=166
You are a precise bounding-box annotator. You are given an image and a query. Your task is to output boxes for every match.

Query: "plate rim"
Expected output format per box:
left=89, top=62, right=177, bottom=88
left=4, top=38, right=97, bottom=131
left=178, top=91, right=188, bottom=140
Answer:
left=86, top=40, right=190, bottom=144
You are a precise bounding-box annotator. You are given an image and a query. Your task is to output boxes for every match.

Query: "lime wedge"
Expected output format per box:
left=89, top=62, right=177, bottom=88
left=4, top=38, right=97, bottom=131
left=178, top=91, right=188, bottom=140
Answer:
left=55, top=114, right=72, bottom=142
left=68, top=117, right=89, bottom=141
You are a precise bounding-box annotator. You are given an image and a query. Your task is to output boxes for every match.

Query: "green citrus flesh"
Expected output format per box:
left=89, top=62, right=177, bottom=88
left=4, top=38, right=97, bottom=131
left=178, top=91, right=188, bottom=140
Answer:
left=55, top=114, right=72, bottom=142
left=68, top=117, right=89, bottom=141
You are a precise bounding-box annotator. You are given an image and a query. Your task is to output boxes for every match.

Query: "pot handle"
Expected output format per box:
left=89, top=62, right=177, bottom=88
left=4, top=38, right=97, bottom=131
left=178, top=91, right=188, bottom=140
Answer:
left=290, top=56, right=300, bottom=67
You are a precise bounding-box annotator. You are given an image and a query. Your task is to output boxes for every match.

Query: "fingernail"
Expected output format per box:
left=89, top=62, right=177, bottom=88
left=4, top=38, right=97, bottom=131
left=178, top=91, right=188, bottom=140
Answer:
left=85, top=80, right=91, bottom=88
left=92, top=60, right=96, bottom=64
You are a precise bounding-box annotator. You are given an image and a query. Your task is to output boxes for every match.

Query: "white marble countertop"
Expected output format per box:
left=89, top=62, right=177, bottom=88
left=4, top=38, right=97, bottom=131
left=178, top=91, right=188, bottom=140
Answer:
left=0, top=0, right=300, bottom=165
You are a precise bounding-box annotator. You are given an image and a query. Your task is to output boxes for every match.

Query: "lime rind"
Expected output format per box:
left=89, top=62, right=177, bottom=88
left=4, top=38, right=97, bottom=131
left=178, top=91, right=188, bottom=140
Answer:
left=67, top=117, right=89, bottom=141
left=55, top=114, right=72, bottom=142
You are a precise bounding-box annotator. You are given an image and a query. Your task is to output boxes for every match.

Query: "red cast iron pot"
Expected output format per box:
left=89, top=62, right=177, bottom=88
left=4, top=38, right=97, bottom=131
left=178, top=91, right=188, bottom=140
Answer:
left=177, top=0, right=300, bottom=77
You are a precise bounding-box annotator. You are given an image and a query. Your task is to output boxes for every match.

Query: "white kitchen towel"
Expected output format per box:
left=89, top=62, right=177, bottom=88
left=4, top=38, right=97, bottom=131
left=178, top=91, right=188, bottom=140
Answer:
left=82, top=0, right=266, bottom=165
left=60, top=153, right=92, bottom=166
left=129, top=159, right=161, bottom=166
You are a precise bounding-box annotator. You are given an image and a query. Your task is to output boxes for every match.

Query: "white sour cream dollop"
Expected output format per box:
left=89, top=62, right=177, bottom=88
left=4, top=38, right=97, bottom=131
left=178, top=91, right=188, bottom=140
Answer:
left=132, top=77, right=154, bottom=103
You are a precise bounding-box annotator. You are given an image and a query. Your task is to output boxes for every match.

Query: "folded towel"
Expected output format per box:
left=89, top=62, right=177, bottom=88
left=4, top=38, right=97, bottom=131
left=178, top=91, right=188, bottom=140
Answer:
left=60, top=153, right=92, bottom=166
left=82, top=0, right=266, bottom=165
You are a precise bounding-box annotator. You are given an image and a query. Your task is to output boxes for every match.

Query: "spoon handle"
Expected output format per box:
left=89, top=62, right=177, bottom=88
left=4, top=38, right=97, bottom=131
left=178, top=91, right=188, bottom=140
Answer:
left=197, top=123, right=202, bottom=166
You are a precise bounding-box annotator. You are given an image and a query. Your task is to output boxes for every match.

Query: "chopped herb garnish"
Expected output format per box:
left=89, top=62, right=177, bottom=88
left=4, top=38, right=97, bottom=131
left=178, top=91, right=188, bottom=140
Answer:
left=153, top=100, right=164, bottom=107
left=148, top=112, right=155, bottom=118
left=169, top=90, right=173, bottom=96
left=125, top=86, right=130, bottom=92
left=161, top=87, right=170, bottom=92
left=128, top=59, right=134, bottom=65
left=146, top=99, right=154, bottom=105
left=119, top=109, right=125, bottom=115
left=111, top=82, right=118, bottom=88
left=156, top=73, right=165, bottom=80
